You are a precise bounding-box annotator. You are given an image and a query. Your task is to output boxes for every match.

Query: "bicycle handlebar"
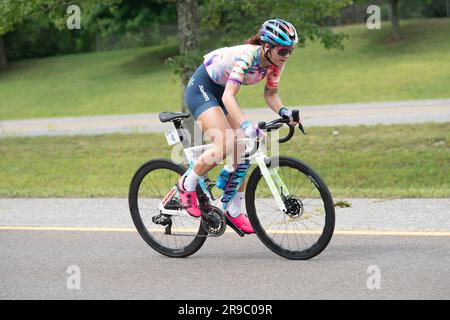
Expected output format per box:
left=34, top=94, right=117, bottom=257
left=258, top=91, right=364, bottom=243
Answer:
left=238, top=109, right=306, bottom=158
left=258, top=109, right=306, bottom=144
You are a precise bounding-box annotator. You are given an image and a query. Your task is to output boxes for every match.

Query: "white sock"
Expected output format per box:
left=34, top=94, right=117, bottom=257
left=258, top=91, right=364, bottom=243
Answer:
left=183, top=169, right=201, bottom=192
left=228, top=192, right=244, bottom=218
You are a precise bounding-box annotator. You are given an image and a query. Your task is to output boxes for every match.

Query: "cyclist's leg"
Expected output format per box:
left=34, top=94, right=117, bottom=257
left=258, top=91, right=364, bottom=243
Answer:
left=194, top=107, right=235, bottom=176
left=177, top=106, right=233, bottom=218
left=222, top=114, right=254, bottom=233
left=225, top=114, right=247, bottom=192
left=180, top=63, right=235, bottom=217
left=183, top=63, right=235, bottom=182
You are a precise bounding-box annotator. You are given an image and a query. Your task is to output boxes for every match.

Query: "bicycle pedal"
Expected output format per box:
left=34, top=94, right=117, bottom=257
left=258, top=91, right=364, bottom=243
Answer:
left=152, top=213, right=172, bottom=226
left=225, top=216, right=245, bottom=237
left=164, top=198, right=183, bottom=210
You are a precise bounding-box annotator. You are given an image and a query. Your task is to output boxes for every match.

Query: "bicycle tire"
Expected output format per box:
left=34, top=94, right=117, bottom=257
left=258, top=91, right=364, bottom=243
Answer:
left=128, top=158, right=207, bottom=258
left=245, top=156, right=335, bottom=260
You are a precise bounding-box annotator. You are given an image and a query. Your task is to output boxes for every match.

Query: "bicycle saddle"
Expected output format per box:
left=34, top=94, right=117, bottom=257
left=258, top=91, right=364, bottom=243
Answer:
left=158, top=112, right=190, bottom=123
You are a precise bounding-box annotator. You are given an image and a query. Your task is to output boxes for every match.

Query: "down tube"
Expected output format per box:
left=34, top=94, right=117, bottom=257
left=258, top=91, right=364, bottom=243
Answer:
left=269, top=167, right=290, bottom=197
left=254, top=154, right=287, bottom=213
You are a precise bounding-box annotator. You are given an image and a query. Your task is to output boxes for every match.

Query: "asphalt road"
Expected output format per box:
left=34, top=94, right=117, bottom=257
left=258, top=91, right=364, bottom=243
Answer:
left=1, top=231, right=449, bottom=300
left=1, top=198, right=449, bottom=299
left=1, top=99, right=449, bottom=300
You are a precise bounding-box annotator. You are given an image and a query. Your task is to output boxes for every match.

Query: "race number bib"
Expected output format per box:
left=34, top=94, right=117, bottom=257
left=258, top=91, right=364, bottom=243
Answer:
left=165, top=129, right=181, bottom=146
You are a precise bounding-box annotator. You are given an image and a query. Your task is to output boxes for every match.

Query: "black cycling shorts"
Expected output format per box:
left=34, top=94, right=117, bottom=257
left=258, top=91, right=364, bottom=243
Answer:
left=183, top=63, right=228, bottom=120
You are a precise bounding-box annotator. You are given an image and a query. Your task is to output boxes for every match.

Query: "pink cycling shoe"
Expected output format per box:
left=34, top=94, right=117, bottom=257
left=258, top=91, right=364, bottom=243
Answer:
left=225, top=212, right=254, bottom=234
left=176, top=176, right=202, bottom=218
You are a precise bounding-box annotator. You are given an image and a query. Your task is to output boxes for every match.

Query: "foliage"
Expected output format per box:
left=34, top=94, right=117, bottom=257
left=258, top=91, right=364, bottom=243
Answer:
left=419, top=0, right=450, bottom=17
left=1, top=0, right=448, bottom=61
left=90, top=0, right=177, bottom=37
left=0, top=0, right=34, bottom=35
left=1, top=18, right=449, bottom=119
left=4, top=16, right=95, bottom=60
left=0, top=0, right=116, bottom=36
left=165, top=51, right=204, bottom=76
left=89, top=0, right=178, bottom=50
left=350, top=0, right=449, bottom=21
left=199, top=0, right=352, bottom=49
left=0, top=0, right=119, bottom=60
left=165, top=0, right=353, bottom=80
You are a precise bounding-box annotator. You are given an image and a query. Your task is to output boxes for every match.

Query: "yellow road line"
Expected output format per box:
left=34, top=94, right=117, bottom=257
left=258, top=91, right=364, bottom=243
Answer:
left=0, top=226, right=450, bottom=237
left=0, top=226, right=136, bottom=232
left=334, top=230, right=450, bottom=237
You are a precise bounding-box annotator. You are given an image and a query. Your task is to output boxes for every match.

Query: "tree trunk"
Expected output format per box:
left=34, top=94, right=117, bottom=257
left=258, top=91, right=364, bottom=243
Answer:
left=0, top=36, right=7, bottom=70
left=389, top=0, right=401, bottom=41
left=176, top=0, right=200, bottom=146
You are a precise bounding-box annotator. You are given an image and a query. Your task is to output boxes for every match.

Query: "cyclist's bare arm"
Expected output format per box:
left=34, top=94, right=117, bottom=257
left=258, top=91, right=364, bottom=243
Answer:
left=222, top=82, right=246, bottom=125
left=264, top=86, right=284, bottom=115
left=264, top=86, right=299, bottom=126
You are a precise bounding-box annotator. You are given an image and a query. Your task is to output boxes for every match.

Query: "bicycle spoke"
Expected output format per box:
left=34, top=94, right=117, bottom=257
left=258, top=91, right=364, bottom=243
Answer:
left=249, top=159, right=332, bottom=258
left=134, top=163, right=204, bottom=253
left=292, top=218, right=312, bottom=249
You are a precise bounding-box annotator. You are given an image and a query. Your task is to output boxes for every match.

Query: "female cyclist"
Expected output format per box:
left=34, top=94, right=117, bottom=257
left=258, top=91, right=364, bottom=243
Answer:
left=178, top=19, right=300, bottom=234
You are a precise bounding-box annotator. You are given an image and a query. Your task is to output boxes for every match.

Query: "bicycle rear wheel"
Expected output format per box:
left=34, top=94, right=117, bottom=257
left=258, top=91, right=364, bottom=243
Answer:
left=246, top=156, right=335, bottom=260
left=128, top=158, right=207, bottom=258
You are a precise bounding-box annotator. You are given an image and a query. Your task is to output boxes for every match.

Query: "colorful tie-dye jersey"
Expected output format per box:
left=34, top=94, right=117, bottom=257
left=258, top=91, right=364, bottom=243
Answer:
left=203, top=44, right=284, bottom=89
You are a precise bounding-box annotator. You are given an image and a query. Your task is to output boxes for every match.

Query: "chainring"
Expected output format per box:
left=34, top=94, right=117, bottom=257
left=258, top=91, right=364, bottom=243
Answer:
left=201, top=205, right=226, bottom=237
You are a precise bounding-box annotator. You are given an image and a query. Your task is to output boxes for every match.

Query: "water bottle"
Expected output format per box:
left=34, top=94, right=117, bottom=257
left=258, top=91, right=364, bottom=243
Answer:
left=216, top=165, right=234, bottom=190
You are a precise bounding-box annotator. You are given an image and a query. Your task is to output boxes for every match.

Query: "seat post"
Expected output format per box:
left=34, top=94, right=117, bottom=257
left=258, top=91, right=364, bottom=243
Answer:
left=173, top=120, right=191, bottom=148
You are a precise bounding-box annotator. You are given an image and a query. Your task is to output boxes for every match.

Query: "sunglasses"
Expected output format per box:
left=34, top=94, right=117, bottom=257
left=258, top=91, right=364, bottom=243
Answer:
left=274, top=46, right=295, bottom=57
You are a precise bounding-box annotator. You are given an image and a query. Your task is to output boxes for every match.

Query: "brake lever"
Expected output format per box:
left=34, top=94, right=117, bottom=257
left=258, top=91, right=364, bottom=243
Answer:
left=298, top=122, right=306, bottom=135
left=292, top=109, right=306, bottom=135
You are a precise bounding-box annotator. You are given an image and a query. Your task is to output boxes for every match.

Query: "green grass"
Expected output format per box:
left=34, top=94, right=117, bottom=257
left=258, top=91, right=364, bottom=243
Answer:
left=1, top=122, right=449, bottom=198
left=0, top=43, right=181, bottom=119
left=275, top=18, right=450, bottom=106
left=0, top=18, right=449, bottom=120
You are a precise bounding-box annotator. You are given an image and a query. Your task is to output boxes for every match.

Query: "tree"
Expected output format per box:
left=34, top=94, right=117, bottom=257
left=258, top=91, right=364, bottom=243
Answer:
left=167, top=0, right=354, bottom=139
left=0, top=0, right=32, bottom=69
left=199, top=0, right=352, bottom=49
left=389, top=0, right=401, bottom=40
left=89, top=0, right=178, bottom=50
left=384, top=0, right=437, bottom=40
left=175, top=0, right=201, bottom=144
left=0, top=36, right=6, bottom=69
left=352, top=0, right=438, bottom=41
left=0, top=0, right=116, bottom=70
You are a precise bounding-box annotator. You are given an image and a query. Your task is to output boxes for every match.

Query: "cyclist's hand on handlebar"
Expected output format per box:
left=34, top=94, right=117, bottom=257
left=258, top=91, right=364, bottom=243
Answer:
left=279, top=107, right=300, bottom=127
left=240, top=120, right=267, bottom=139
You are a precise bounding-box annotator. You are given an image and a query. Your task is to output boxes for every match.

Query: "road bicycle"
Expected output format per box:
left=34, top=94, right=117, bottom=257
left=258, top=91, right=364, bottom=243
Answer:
left=128, top=110, right=335, bottom=260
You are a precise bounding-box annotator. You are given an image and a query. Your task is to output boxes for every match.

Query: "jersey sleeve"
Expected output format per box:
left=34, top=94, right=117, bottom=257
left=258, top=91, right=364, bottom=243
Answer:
left=227, top=51, right=255, bottom=86
left=265, top=64, right=285, bottom=89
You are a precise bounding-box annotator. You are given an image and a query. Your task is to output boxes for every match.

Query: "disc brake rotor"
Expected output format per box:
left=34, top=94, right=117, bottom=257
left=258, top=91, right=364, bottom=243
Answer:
left=285, top=197, right=304, bottom=217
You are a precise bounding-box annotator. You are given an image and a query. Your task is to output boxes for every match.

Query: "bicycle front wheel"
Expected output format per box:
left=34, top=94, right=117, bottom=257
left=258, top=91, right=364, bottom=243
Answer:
left=246, top=156, right=335, bottom=260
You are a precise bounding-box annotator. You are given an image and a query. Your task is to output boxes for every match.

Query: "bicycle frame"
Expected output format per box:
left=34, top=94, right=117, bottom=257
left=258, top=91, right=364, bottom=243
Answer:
left=159, top=136, right=289, bottom=215
left=131, top=110, right=336, bottom=260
